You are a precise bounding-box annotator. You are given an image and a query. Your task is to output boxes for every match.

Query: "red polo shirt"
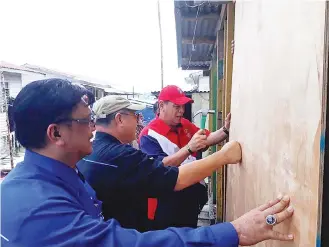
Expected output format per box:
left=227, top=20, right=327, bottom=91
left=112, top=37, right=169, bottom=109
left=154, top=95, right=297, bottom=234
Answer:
left=139, top=117, right=210, bottom=220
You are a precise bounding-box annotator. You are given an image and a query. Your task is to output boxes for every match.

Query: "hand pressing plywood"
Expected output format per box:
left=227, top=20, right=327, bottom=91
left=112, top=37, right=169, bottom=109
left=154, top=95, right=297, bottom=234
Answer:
left=226, top=1, right=327, bottom=246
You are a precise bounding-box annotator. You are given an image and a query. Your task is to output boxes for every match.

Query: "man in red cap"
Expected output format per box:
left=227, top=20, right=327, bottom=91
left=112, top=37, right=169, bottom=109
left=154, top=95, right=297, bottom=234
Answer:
left=139, top=85, right=231, bottom=229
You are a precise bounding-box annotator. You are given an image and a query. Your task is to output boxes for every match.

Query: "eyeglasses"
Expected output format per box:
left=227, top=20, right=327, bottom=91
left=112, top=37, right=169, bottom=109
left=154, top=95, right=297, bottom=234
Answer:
left=119, top=112, right=142, bottom=122
left=55, top=114, right=96, bottom=127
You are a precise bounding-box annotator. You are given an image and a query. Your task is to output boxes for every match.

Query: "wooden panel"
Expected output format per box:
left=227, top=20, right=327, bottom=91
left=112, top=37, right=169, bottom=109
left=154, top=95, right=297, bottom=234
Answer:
left=216, top=3, right=236, bottom=222
left=216, top=27, right=225, bottom=222
left=226, top=1, right=327, bottom=247
left=216, top=76, right=224, bottom=221
left=224, top=3, right=234, bottom=118
left=222, top=22, right=227, bottom=120
left=319, top=3, right=329, bottom=246
left=210, top=58, right=218, bottom=211
left=221, top=2, right=235, bottom=222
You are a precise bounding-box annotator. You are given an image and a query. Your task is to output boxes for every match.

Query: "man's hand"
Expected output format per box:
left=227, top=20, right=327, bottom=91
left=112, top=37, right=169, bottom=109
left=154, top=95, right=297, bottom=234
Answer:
left=206, top=114, right=231, bottom=146
left=219, top=140, right=241, bottom=164
left=187, top=129, right=207, bottom=152
left=224, top=113, right=231, bottom=130
left=231, top=195, right=294, bottom=246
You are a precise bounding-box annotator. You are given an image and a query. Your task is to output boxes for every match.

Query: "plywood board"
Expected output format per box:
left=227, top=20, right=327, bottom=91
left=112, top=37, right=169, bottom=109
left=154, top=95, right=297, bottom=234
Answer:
left=319, top=4, right=329, bottom=246
left=224, top=3, right=234, bottom=119
left=216, top=35, right=224, bottom=221
left=226, top=1, right=327, bottom=246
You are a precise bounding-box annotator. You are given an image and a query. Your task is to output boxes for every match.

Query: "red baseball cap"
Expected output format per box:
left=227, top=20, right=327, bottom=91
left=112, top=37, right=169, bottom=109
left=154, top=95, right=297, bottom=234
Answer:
left=158, top=85, right=194, bottom=105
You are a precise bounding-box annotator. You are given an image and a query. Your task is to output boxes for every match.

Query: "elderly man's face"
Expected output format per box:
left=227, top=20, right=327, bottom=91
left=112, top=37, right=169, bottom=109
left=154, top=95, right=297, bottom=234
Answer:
left=159, top=101, right=185, bottom=126
left=118, top=110, right=139, bottom=143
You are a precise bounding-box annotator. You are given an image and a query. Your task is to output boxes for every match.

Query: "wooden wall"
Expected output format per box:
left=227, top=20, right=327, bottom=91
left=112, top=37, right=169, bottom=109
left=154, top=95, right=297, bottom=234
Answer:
left=226, top=1, right=328, bottom=246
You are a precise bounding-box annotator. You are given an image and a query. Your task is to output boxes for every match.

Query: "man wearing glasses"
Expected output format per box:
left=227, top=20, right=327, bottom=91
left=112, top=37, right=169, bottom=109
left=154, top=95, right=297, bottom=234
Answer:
left=139, top=85, right=232, bottom=229
left=1, top=78, right=294, bottom=247
left=77, top=94, right=293, bottom=239
left=77, top=95, right=237, bottom=232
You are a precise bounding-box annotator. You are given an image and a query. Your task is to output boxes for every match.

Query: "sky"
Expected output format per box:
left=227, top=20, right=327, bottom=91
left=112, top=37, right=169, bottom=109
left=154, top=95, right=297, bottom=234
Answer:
left=0, top=0, right=197, bottom=93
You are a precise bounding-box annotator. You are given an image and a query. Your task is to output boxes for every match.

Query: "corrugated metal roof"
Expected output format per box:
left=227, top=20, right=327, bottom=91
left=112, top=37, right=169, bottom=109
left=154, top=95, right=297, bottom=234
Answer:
left=151, top=89, right=209, bottom=98
left=181, top=17, right=218, bottom=38
left=174, top=1, right=223, bottom=70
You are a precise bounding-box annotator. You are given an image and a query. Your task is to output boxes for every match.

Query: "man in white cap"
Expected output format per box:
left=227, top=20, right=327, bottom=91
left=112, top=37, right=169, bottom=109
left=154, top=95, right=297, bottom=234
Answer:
left=78, top=95, right=238, bottom=232
left=2, top=80, right=295, bottom=247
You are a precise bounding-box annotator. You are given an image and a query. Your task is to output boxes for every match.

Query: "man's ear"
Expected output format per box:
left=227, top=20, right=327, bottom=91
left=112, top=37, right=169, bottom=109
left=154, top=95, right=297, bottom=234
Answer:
left=158, top=100, right=165, bottom=110
left=47, top=124, right=65, bottom=146
left=114, top=113, right=123, bottom=125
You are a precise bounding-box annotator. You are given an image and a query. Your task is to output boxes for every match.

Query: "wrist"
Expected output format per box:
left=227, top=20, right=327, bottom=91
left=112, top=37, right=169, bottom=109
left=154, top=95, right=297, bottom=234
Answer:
left=222, top=126, right=229, bottom=136
left=208, top=150, right=225, bottom=165
left=231, top=221, right=242, bottom=243
left=186, top=144, right=194, bottom=154
left=217, top=149, right=230, bottom=164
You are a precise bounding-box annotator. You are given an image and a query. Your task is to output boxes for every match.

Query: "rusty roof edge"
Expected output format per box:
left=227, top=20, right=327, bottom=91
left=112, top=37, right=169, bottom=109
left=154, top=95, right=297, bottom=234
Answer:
left=151, top=89, right=209, bottom=96
left=174, top=1, right=224, bottom=70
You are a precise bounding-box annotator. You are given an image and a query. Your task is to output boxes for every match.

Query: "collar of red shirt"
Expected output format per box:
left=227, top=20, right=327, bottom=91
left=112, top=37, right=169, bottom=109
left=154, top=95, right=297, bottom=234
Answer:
left=151, top=117, right=184, bottom=135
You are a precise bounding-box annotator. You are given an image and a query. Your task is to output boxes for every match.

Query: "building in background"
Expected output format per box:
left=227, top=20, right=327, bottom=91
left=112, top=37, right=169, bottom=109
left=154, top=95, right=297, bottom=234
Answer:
left=23, top=63, right=136, bottom=100
left=0, top=62, right=46, bottom=166
left=0, top=61, right=135, bottom=168
left=0, top=62, right=46, bottom=98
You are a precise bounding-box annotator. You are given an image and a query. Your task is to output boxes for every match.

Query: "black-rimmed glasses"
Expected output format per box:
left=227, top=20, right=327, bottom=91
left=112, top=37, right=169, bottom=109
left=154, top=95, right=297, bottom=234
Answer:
left=55, top=114, right=96, bottom=127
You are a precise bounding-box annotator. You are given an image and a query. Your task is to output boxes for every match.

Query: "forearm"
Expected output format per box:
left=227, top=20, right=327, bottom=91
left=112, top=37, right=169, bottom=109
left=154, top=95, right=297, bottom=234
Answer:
left=206, top=128, right=228, bottom=146
left=22, top=203, right=238, bottom=247
left=174, top=149, right=228, bottom=191
left=162, top=147, right=190, bottom=167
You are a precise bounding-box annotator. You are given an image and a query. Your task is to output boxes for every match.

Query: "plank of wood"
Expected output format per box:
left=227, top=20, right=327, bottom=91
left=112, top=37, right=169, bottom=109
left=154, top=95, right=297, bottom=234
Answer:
left=216, top=24, right=225, bottom=222
left=215, top=4, right=227, bottom=35
left=224, top=3, right=234, bottom=119
left=217, top=30, right=225, bottom=60
left=225, top=1, right=327, bottom=246
left=222, top=22, right=227, bottom=121
left=221, top=2, right=235, bottom=222
left=319, top=3, right=329, bottom=246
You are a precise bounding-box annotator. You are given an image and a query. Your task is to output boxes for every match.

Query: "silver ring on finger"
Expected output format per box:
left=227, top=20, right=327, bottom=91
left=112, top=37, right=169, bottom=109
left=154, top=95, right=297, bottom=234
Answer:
left=265, top=214, right=277, bottom=226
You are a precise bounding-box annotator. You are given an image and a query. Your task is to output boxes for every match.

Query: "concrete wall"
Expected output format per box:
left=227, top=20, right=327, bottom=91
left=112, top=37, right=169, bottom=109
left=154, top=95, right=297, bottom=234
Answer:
left=198, top=76, right=210, bottom=92
left=191, top=92, right=210, bottom=129
left=1, top=70, right=46, bottom=97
